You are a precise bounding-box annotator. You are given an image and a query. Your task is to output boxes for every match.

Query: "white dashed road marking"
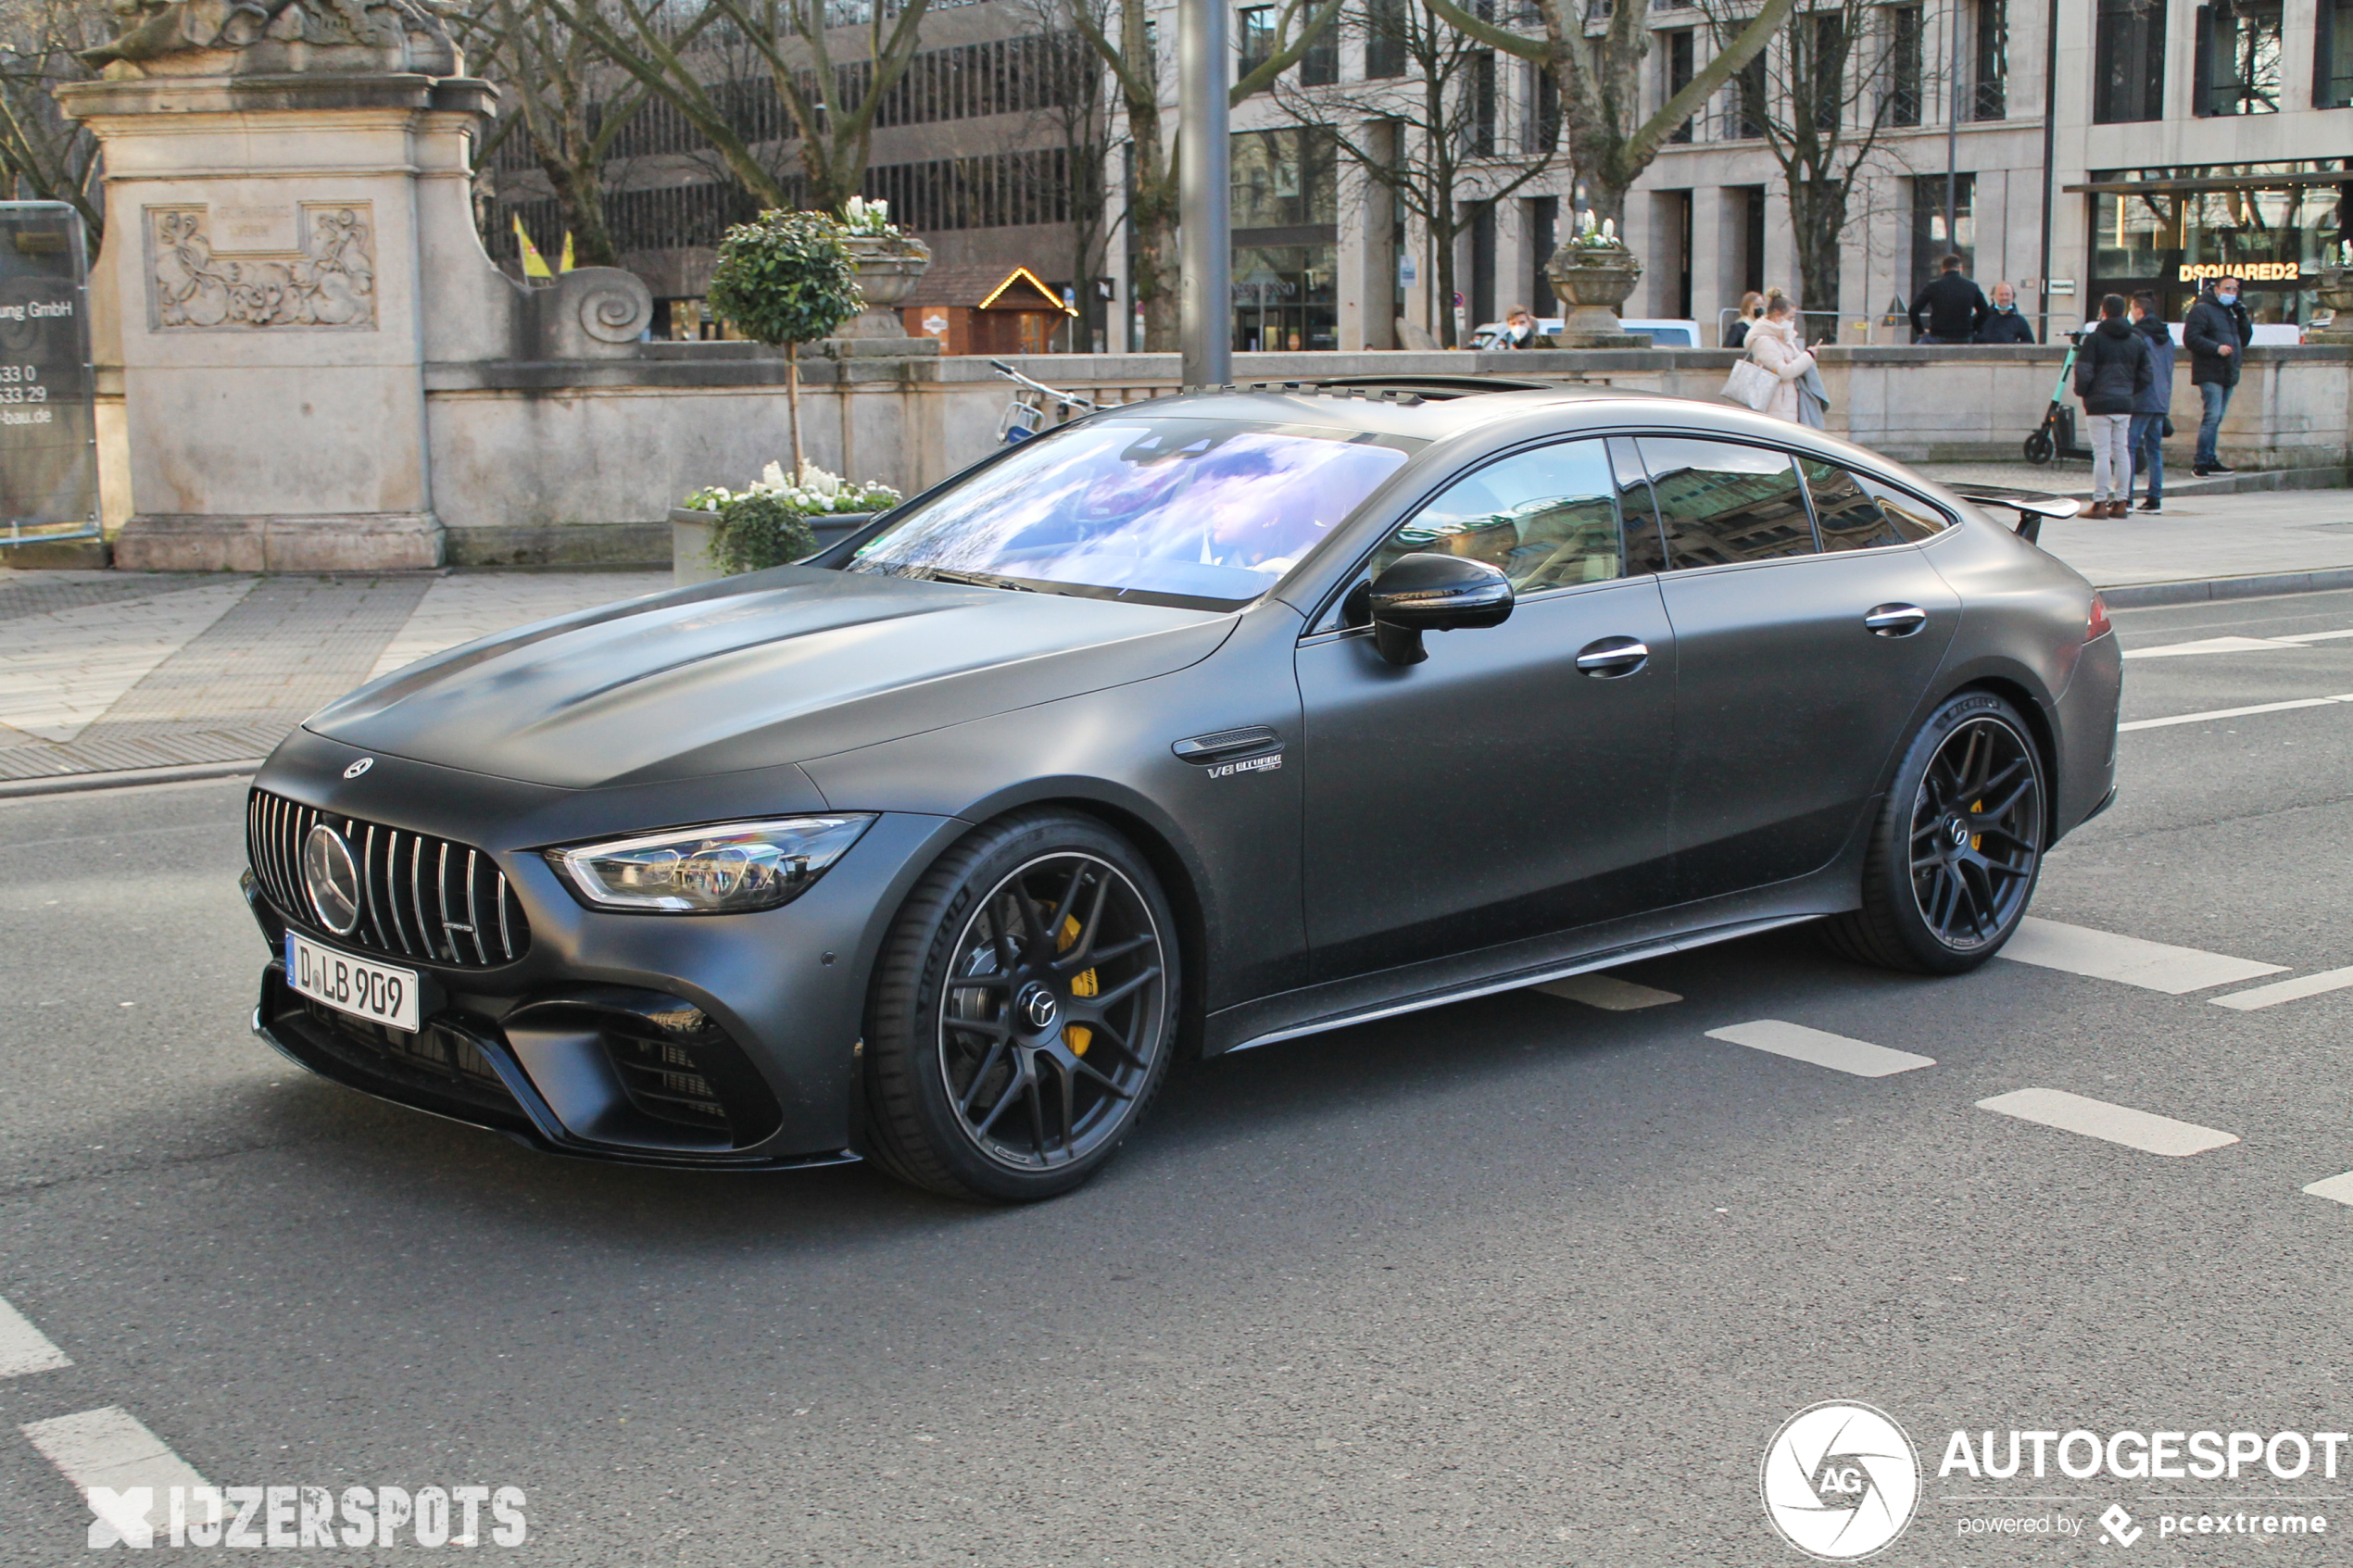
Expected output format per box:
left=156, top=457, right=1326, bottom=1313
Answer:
left=1976, top=1087, right=2240, bottom=1157
left=2302, top=1173, right=2353, bottom=1206
left=2118, top=692, right=2353, bottom=732
left=0, top=1294, right=70, bottom=1378
left=2209, top=966, right=2353, bottom=1011
left=2124, top=628, right=2353, bottom=659
left=1533, top=973, right=1681, bottom=1010
left=1706, top=1020, right=1934, bottom=1077
left=1998, top=917, right=2285, bottom=993
left=22, top=1407, right=208, bottom=1542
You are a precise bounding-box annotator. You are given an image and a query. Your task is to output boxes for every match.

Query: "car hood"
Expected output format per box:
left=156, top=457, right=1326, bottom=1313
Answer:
left=305, top=567, right=1236, bottom=790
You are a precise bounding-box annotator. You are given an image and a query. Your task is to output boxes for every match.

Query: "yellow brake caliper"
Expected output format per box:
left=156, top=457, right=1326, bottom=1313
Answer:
left=1059, top=913, right=1097, bottom=1056
left=1970, top=798, right=1983, bottom=851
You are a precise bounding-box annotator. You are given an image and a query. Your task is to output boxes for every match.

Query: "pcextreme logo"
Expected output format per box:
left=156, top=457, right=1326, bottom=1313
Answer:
left=1761, top=1401, right=1923, bottom=1561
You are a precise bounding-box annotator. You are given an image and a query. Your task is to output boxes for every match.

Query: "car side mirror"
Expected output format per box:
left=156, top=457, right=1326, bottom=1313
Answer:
left=1362, top=552, right=1515, bottom=666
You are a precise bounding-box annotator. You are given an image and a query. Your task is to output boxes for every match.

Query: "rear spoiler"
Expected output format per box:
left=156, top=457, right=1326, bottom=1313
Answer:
left=1944, top=483, right=2080, bottom=546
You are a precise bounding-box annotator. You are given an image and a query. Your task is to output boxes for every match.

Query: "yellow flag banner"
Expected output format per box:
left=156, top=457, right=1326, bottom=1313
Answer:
left=513, top=217, right=552, bottom=280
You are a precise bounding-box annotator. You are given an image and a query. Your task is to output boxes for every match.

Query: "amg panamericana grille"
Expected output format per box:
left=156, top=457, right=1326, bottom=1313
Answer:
left=247, top=788, right=528, bottom=968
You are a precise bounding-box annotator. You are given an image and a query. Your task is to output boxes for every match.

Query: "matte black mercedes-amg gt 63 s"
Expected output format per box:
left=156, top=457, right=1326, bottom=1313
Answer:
left=244, top=379, right=2120, bottom=1200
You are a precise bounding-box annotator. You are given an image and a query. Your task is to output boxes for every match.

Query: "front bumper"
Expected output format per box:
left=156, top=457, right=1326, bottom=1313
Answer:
left=245, top=730, right=970, bottom=1167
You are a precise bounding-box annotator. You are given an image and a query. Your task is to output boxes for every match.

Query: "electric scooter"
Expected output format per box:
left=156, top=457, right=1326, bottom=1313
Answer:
left=2021, top=329, right=2094, bottom=464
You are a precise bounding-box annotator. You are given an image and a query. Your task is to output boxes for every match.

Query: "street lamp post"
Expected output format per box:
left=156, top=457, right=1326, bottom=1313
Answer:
left=1177, top=0, right=1231, bottom=388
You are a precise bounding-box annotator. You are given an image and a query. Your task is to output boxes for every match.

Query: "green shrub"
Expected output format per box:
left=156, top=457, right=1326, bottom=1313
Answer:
left=706, top=492, right=821, bottom=575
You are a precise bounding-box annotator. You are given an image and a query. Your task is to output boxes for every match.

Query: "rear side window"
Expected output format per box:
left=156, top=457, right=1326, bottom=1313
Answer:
left=1366, top=437, right=1639, bottom=594
left=1637, top=437, right=1818, bottom=567
left=1851, top=473, right=1951, bottom=542
left=1802, top=459, right=1950, bottom=550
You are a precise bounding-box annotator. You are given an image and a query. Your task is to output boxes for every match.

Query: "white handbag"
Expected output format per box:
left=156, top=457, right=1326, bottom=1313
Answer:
left=1722, top=357, right=1778, bottom=411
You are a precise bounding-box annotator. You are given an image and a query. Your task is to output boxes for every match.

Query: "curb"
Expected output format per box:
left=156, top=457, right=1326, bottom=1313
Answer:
left=2099, top=567, right=2353, bottom=608
left=0, top=759, right=263, bottom=801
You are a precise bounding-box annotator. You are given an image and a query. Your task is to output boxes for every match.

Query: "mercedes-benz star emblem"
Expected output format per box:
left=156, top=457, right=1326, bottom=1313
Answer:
left=1018, top=984, right=1060, bottom=1032
left=344, top=758, right=375, bottom=780
left=302, top=823, right=363, bottom=935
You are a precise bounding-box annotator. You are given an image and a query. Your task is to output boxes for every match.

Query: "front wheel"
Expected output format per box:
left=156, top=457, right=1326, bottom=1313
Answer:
left=2022, top=427, right=2055, bottom=465
left=1822, top=691, right=2047, bottom=975
left=862, top=810, right=1180, bottom=1202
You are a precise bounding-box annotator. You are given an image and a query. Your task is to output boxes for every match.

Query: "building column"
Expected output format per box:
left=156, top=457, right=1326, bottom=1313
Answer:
left=1691, top=186, right=1730, bottom=345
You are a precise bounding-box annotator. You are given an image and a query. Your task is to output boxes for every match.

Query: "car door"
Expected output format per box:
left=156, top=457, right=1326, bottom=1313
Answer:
left=1297, top=436, right=1680, bottom=982
left=1634, top=435, right=1961, bottom=901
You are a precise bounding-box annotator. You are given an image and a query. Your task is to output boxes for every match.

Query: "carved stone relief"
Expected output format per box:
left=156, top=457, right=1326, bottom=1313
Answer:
left=146, top=203, right=377, bottom=331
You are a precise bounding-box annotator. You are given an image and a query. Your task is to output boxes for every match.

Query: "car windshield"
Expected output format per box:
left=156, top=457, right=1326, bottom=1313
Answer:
left=846, top=417, right=1415, bottom=609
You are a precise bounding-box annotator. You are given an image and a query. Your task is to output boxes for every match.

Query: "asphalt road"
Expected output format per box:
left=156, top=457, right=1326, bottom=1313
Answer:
left=6, top=586, right=2353, bottom=1565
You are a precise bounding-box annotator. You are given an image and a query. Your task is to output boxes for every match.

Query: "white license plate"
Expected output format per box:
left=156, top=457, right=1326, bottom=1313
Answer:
left=286, top=933, right=420, bottom=1033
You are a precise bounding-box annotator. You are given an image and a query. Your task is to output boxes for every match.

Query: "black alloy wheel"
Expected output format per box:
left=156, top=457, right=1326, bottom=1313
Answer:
left=862, top=810, right=1179, bottom=1201
left=1824, top=690, right=2046, bottom=975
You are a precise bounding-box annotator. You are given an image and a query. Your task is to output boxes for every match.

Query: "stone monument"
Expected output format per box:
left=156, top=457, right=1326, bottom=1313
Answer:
left=58, top=0, right=650, bottom=570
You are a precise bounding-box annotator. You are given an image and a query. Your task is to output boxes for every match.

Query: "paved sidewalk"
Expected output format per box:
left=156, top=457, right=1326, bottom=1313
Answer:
left=1, top=485, right=2349, bottom=790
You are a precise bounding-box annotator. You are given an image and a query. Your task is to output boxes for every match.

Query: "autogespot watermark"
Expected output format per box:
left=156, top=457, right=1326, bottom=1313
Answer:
left=1762, top=1404, right=2347, bottom=1558
left=84, top=1486, right=528, bottom=1550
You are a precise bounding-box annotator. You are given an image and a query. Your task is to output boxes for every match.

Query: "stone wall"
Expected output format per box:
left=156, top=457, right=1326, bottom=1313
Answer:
left=402, top=342, right=2353, bottom=566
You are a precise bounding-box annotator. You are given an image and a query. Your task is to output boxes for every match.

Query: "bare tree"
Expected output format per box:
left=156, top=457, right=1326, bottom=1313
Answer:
left=0, top=0, right=105, bottom=236
left=544, top=0, right=931, bottom=214
left=460, top=0, right=698, bottom=267
left=1428, top=0, right=1795, bottom=229
left=1012, top=0, right=1114, bottom=348
left=1691, top=0, right=1912, bottom=319
left=1066, top=0, right=1341, bottom=351
left=1270, top=0, right=1557, bottom=348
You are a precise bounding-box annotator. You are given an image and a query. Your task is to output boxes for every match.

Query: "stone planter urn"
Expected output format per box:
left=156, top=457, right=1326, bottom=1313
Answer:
left=671, top=508, right=875, bottom=587
left=2312, top=267, right=2353, bottom=345
left=1544, top=240, right=1650, bottom=347
left=838, top=234, right=934, bottom=340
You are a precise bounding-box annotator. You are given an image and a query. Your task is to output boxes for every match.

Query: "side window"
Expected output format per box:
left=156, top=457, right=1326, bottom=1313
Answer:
left=1609, top=436, right=1668, bottom=576
left=1851, top=472, right=1952, bottom=542
left=1800, top=458, right=1908, bottom=551
left=1365, top=439, right=1632, bottom=594
left=1637, top=437, right=1818, bottom=567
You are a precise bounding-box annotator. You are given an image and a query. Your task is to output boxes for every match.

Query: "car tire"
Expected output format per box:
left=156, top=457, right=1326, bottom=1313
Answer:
left=862, top=809, right=1181, bottom=1202
left=1822, top=690, right=2048, bottom=976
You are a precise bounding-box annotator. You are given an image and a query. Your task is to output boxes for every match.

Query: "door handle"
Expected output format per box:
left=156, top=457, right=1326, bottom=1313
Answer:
left=1864, top=604, right=1929, bottom=637
left=1575, top=636, right=1650, bottom=677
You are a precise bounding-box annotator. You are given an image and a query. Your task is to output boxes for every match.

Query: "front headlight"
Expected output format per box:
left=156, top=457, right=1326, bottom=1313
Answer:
left=545, top=816, right=875, bottom=914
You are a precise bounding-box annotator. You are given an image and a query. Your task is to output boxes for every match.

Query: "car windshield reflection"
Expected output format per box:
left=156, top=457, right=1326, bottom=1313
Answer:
left=847, top=417, right=1415, bottom=609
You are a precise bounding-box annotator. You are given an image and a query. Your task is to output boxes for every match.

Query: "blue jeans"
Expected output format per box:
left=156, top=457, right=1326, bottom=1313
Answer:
left=2196, top=380, right=2233, bottom=467
left=2129, top=412, right=2165, bottom=502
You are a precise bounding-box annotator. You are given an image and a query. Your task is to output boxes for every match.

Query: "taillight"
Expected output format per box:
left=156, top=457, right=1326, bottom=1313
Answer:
left=2085, top=593, right=2111, bottom=642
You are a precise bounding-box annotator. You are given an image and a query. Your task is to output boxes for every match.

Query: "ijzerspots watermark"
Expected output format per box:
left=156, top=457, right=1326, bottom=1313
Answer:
left=1763, top=1405, right=2347, bottom=1558
left=84, top=1486, right=527, bottom=1550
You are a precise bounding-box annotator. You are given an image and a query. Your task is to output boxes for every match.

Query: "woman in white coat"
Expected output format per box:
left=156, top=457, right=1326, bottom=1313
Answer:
left=1743, top=292, right=1817, bottom=423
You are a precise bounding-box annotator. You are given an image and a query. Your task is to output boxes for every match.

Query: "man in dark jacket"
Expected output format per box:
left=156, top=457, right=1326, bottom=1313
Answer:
left=1908, top=254, right=1989, bottom=344
left=2183, top=276, right=2253, bottom=474
left=1975, top=282, right=2038, bottom=344
left=2127, top=291, right=2175, bottom=512
left=2075, top=294, right=2154, bottom=517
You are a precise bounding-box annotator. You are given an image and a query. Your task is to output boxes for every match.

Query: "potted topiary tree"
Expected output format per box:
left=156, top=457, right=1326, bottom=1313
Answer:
left=705, top=209, right=863, bottom=477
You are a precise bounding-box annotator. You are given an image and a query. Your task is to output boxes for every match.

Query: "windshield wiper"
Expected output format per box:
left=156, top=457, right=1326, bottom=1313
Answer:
left=925, top=568, right=1043, bottom=594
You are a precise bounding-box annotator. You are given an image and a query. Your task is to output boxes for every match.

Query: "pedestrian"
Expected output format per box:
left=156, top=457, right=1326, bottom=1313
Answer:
left=1975, top=282, right=2038, bottom=344
left=2183, top=273, right=2252, bottom=475
left=1907, top=254, right=1989, bottom=345
left=2127, top=289, right=2173, bottom=513
left=1724, top=290, right=1765, bottom=349
left=2075, top=293, right=2153, bottom=518
left=1745, top=290, right=1818, bottom=424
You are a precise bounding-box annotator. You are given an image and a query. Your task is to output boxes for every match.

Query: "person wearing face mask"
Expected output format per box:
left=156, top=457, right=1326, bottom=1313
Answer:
left=2183, top=274, right=2253, bottom=475
left=1495, top=306, right=1538, bottom=348
left=1975, top=282, right=2038, bottom=344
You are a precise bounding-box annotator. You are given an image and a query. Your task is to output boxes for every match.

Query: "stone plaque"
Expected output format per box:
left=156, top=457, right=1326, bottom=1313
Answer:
left=0, top=202, right=98, bottom=544
left=145, top=200, right=377, bottom=331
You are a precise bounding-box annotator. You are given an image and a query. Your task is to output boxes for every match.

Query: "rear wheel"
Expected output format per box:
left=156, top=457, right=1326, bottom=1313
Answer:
left=862, top=810, right=1179, bottom=1202
left=1823, top=691, right=2046, bottom=975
